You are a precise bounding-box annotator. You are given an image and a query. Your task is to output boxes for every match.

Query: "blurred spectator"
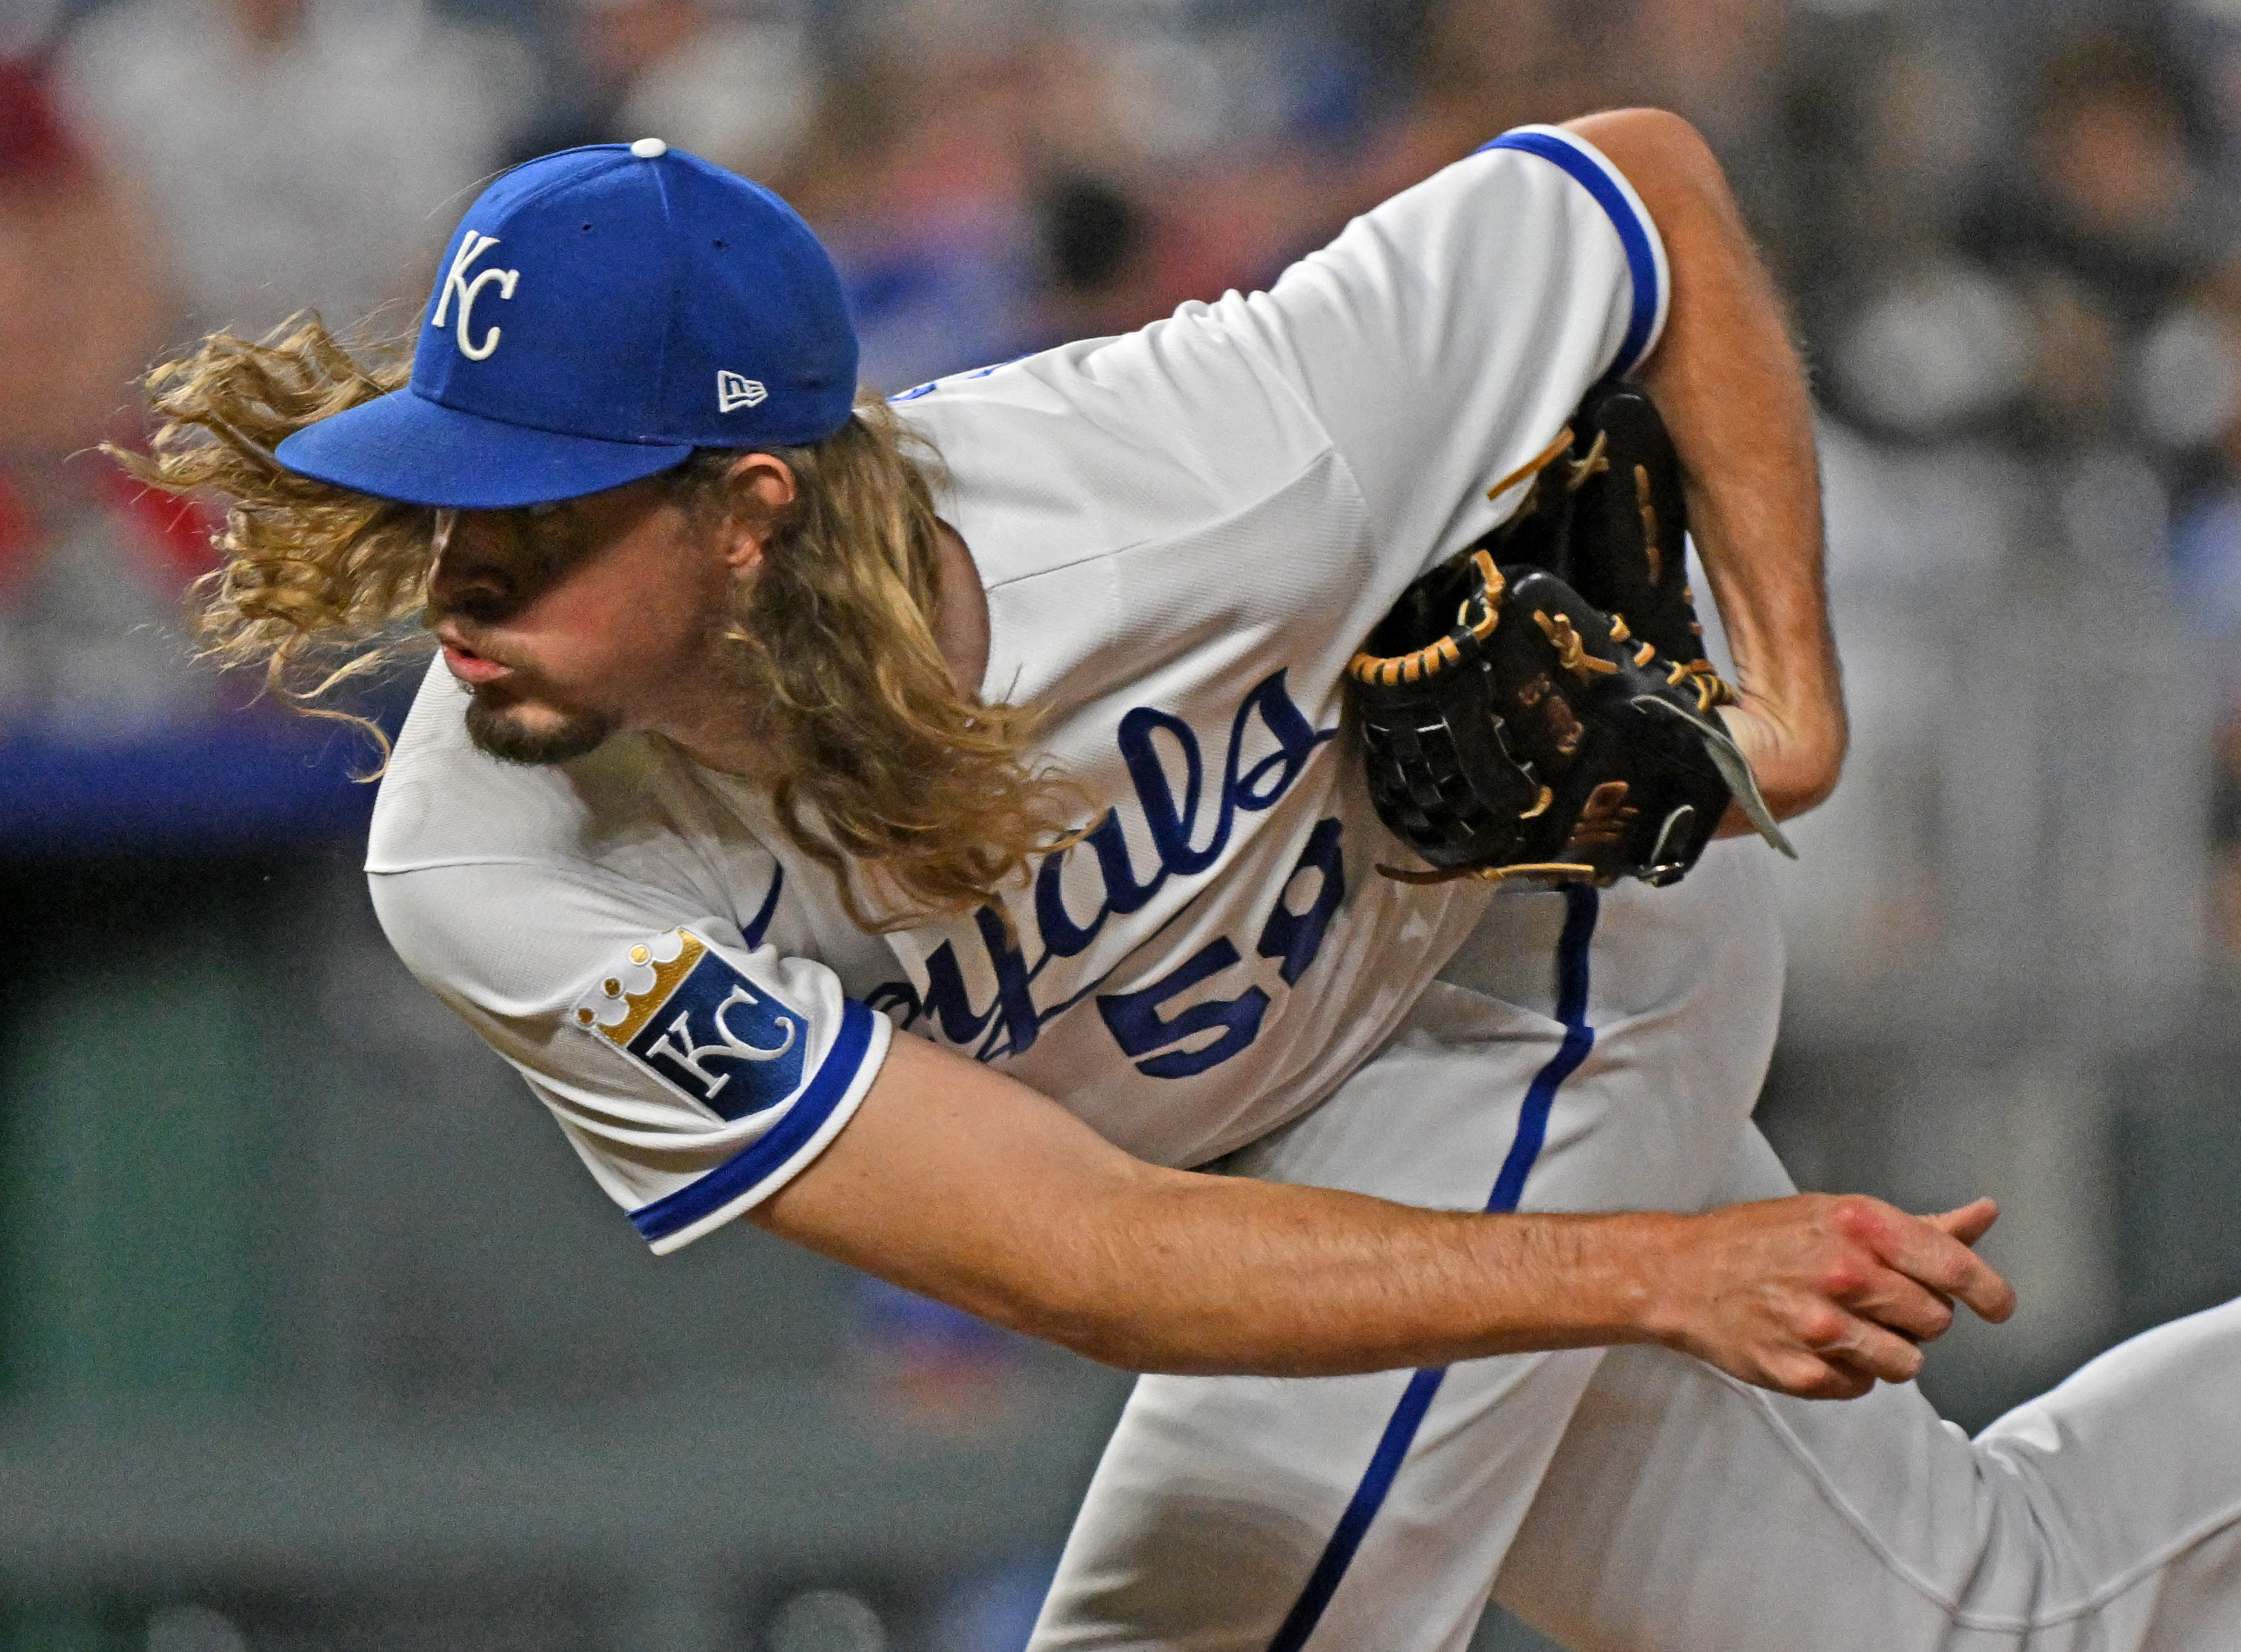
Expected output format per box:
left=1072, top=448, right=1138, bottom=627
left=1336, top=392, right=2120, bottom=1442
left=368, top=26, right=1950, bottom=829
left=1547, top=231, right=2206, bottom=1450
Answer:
left=1825, top=29, right=2241, bottom=459
left=788, top=2, right=1412, bottom=390
left=787, top=3, right=1045, bottom=389
left=1999, top=32, right=2227, bottom=326
left=1950, top=31, right=2241, bottom=956
left=1981, top=32, right=2239, bottom=457
left=0, top=40, right=387, bottom=848
left=0, top=54, right=193, bottom=734
left=55, top=0, right=534, bottom=341
left=1631, top=0, right=1796, bottom=230
left=0, top=58, right=165, bottom=466
left=1384, top=0, right=1618, bottom=179
left=1033, top=168, right=1153, bottom=345
left=564, top=0, right=819, bottom=182
left=1054, top=0, right=1389, bottom=293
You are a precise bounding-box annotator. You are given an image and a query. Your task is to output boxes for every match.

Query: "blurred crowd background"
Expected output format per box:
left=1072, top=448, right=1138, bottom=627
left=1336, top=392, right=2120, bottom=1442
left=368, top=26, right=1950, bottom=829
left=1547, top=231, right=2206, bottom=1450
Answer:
left=7, top=0, right=2241, bottom=1647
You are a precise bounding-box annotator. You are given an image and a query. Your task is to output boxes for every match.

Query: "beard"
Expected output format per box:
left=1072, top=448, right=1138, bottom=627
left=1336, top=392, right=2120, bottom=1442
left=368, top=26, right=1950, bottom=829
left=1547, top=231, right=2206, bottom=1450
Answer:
left=462, top=685, right=621, bottom=766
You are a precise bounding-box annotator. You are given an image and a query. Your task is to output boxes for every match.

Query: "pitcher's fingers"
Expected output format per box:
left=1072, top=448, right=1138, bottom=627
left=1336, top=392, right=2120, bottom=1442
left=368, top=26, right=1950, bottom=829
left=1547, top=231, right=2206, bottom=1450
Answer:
left=1843, top=1267, right=1956, bottom=1344
left=1873, top=1216, right=2017, bottom=1323
left=1929, top=1198, right=2000, bottom=1248
left=1806, top=1310, right=1925, bottom=1386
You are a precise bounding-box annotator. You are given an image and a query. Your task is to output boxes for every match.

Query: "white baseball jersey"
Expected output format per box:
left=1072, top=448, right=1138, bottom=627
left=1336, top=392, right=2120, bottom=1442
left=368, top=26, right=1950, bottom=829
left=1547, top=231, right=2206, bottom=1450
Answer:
left=361, top=127, right=2241, bottom=1652
left=367, top=125, right=1669, bottom=1254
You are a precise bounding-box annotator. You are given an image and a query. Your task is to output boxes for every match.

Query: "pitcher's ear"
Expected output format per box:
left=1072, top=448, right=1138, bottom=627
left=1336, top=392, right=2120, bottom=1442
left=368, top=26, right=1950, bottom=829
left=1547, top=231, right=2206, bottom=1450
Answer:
left=718, top=452, right=798, bottom=573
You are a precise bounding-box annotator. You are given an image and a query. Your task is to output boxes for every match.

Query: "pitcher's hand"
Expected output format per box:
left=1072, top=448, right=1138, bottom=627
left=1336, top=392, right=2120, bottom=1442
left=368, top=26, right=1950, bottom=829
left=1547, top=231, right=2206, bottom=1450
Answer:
left=1636, top=1194, right=2014, bottom=1400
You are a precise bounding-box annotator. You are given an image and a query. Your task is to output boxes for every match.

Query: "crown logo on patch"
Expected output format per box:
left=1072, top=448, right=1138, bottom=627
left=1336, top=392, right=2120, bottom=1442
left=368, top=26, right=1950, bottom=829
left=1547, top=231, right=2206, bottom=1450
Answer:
left=574, top=929, right=709, bottom=1046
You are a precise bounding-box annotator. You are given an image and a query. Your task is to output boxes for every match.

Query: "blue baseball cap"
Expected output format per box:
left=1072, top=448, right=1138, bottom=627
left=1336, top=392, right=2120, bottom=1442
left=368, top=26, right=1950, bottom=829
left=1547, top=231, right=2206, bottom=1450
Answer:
left=275, top=140, right=859, bottom=509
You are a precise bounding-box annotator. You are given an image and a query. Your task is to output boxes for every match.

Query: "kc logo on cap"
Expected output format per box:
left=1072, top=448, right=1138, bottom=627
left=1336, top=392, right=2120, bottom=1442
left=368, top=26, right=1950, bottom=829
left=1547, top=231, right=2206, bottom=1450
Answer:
left=433, top=232, right=520, bottom=362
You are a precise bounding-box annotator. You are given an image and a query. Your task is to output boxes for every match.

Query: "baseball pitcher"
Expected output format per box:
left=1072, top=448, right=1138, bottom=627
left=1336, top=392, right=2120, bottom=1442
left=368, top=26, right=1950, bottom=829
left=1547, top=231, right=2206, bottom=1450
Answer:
left=129, top=115, right=2241, bottom=1650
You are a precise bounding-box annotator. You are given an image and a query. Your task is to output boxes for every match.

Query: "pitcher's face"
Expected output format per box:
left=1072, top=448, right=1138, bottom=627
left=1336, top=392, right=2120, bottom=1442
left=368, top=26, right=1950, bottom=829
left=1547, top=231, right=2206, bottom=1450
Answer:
left=423, top=476, right=736, bottom=765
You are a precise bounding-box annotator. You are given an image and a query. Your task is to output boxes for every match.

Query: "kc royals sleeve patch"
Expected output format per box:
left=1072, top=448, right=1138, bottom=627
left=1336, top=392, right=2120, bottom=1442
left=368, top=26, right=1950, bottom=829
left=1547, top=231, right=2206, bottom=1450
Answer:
left=571, top=927, right=810, bottom=1122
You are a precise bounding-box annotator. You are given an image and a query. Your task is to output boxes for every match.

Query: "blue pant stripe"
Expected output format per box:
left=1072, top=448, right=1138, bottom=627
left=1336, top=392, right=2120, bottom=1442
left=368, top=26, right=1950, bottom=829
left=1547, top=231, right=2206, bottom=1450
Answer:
left=1265, top=884, right=1601, bottom=1652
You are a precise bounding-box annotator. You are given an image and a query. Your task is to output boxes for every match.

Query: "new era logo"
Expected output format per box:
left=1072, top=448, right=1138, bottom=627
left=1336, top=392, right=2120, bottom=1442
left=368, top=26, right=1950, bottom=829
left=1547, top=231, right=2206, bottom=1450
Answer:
left=716, top=371, right=768, bottom=413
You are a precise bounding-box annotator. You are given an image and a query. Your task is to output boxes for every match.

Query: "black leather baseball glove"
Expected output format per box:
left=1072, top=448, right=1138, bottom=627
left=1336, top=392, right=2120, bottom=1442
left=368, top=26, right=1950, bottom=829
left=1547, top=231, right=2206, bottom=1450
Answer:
left=1348, top=380, right=1794, bottom=888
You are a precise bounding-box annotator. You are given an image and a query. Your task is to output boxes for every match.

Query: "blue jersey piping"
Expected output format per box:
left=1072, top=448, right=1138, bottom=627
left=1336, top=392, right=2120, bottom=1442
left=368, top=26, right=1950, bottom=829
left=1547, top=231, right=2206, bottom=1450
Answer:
left=1265, top=884, right=1599, bottom=1652
left=1476, top=131, right=1662, bottom=376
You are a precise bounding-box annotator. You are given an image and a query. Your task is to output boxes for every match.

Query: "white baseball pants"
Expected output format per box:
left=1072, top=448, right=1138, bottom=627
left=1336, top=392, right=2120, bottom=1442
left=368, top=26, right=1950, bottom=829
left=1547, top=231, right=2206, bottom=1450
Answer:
left=1028, top=846, right=2241, bottom=1651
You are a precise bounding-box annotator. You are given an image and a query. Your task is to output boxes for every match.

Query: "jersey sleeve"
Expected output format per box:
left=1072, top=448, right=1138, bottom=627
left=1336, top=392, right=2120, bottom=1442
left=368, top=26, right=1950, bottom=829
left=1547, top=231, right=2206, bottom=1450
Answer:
left=369, top=861, right=891, bottom=1254
left=1227, top=123, right=1670, bottom=577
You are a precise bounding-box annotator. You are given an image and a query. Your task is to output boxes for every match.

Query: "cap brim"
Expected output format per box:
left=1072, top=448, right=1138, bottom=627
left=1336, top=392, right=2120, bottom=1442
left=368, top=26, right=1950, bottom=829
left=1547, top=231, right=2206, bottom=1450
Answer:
left=274, top=390, right=694, bottom=509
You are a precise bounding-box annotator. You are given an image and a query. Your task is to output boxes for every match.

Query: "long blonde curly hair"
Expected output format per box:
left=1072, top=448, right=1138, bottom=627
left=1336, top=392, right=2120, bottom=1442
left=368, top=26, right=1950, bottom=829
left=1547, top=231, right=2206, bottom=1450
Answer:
left=117, top=314, right=1077, bottom=930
